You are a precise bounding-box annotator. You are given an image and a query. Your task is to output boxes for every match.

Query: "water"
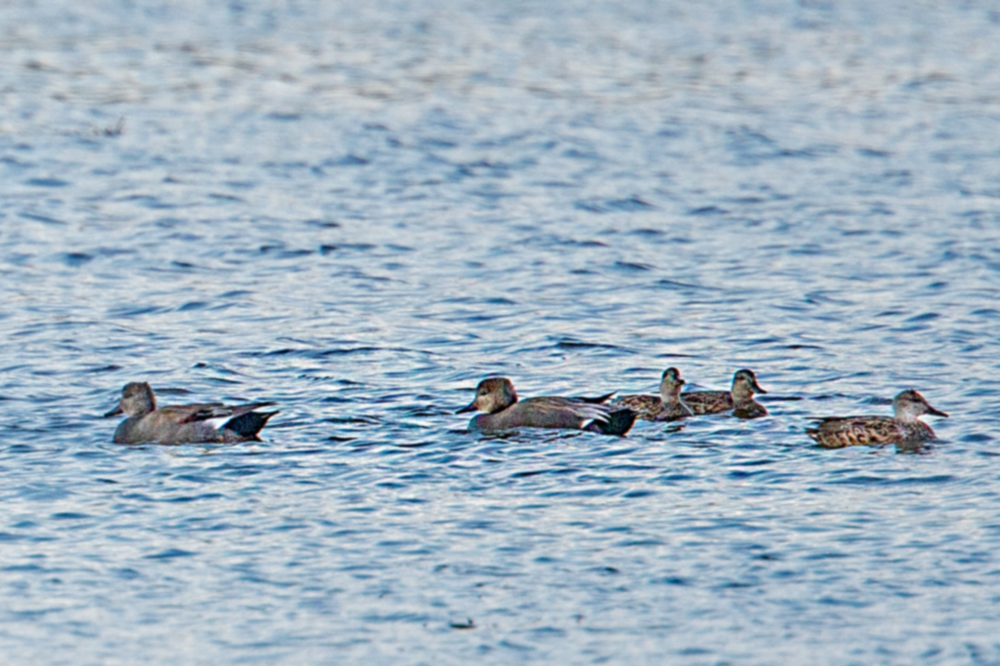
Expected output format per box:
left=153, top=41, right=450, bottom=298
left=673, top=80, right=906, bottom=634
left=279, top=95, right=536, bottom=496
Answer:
left=2, top=0, right=1000, bottom=663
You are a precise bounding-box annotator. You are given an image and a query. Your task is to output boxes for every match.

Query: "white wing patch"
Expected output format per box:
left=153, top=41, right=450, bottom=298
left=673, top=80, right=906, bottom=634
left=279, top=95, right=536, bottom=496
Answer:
left=203, top=416, right=234, bottom=431
left=575, top=404, right=611, bottom=429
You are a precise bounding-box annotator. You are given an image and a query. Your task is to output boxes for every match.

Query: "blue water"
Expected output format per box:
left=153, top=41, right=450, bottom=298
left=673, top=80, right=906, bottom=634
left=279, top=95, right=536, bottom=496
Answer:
left=2, top=1, right=1000, bottom=663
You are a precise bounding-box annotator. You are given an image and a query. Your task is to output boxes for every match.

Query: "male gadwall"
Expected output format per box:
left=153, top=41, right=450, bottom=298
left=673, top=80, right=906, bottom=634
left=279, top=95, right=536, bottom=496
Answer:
left=682, top=369, right=768, bottom=419
left=457, top=377, right=635, bottom=435
left=105, top=382, right=278, bottom=444
left=612, top=367, right=693, bottom=422
left=805, top=389, right=948, bottom=448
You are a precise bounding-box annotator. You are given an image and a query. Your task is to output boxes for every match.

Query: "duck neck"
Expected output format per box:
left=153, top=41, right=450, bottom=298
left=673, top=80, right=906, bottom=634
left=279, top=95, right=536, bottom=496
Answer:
left=732, top=383, right=754, bottom=404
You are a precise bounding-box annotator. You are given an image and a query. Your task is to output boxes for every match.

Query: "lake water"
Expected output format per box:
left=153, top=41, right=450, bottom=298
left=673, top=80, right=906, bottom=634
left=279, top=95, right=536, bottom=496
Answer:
left=2, top=1, right=1000, bottom=663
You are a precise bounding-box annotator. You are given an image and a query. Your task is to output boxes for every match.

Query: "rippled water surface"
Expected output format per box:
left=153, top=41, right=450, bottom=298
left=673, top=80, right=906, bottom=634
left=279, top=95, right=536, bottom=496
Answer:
left=3, top=1, right=1000, bottom=663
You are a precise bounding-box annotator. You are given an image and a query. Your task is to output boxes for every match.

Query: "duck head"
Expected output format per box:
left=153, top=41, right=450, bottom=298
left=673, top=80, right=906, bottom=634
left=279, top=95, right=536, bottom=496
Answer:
left=893, top=389, right=948, bottom=420
left=457, top=377, right=518, bottom=415
left=732, top=369, right=766, bottom=400
left=104, top=382, right=156, bottom=418
left=659, top=367, right=685, bottom=400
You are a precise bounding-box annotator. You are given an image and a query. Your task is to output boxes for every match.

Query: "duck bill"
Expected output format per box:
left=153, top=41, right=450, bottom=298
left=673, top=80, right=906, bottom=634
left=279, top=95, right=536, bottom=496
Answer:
left=456, top=402, right=477, bottom=415
left=751, top=380, right=767, bottom=394
left=104, top=405, right=123, bottom=418
left=927, top=405, right=949, bottom=418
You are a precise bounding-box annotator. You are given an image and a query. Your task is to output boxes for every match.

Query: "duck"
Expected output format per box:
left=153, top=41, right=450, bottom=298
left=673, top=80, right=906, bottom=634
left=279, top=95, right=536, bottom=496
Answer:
left=805, top=389, right=948, bottom=448
left=105, top=382, right=278, bottom=444
left=682, top=368, right=768, bottom=419
left=456, top=377, right=635, bottom=435
left=612, top=367, right=693, bottom=422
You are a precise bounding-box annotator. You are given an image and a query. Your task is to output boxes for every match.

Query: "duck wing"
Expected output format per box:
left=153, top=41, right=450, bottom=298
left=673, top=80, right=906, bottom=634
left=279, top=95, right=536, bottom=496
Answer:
left=682, top=390, right=733, bottom=415
left=510, top=397, right=616, bottom=429
left=612, top=394, right=661, bottom=419
left=806, top=415, right=899, bottom=447
left=166, top=402, right=277, bottom=427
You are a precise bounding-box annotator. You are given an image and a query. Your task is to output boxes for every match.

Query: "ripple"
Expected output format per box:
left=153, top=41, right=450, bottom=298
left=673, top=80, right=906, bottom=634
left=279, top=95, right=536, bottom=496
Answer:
left=1, top=2, right=999, bottom=664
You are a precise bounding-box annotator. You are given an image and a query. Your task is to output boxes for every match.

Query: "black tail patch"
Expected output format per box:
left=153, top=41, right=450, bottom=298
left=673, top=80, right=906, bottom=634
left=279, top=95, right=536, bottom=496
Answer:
left=224, top=410, right=279, bottom=438
left=592, top=408, right=636, bottom=436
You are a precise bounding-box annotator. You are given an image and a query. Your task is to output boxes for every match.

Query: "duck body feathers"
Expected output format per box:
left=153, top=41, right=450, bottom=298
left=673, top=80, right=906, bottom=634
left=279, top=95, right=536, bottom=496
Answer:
left=806, top=415, right=936, bottom=448
left=112, top=402, right=278, bottom=444
left=805, top=389, right=947, bottom=449
left=459, top=377, right=635, bottom=435
left=683, top=369, right=769, bottom=419
left=613, top=394, right=692, bottom=422
left=681, top=390, right=734, bottom=415
left=468, top=396, right=635, bottom=435
left=612, top=367, right=692, bottom=422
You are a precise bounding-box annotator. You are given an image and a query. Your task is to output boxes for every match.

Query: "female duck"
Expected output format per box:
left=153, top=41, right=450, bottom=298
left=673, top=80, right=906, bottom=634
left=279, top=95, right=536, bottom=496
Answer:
left=806, top=389, right=947, bottom=448
left=683, top=369, right=768, bottom=419
left=613, top=367, right=693, bottom=422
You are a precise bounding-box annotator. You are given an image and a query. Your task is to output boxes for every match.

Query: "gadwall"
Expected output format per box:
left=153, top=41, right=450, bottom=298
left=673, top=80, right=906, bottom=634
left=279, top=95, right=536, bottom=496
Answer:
left=806, top=389, right=948, bottom=448
left=612, top=367, right=693, bottom=422
left=683, top=369, right=768, bottom=419
left=105, top=382, right=278, bottom=444
left=457, top=377, right=635, bottom=435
